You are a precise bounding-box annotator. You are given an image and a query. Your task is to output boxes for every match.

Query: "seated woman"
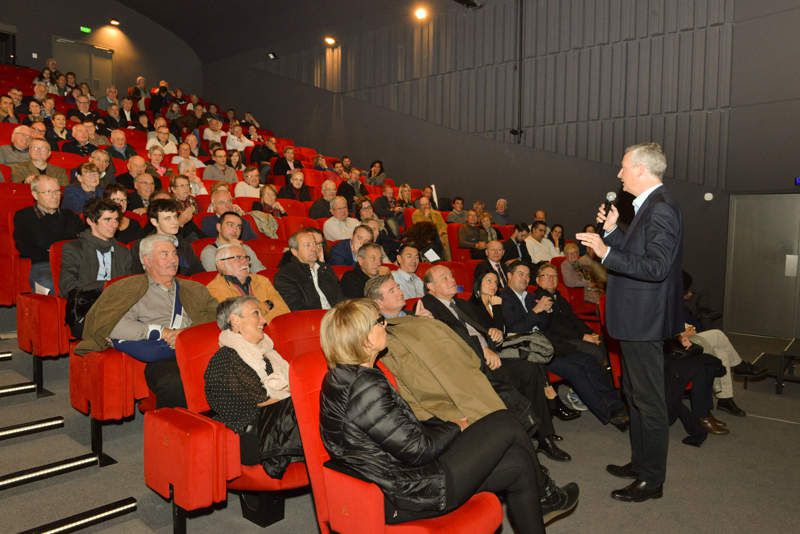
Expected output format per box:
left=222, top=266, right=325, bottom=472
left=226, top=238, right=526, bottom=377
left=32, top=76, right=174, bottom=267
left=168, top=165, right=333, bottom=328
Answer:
left=277, top=170, right=312, bottom=201
left=177, top=160, right=209, bottom=197
left=103, top=184, right=146, bottom=244
left=480, top=211, right=499, bottom=242
left=205, top=296, right=304, bottom=477
left=146, top=145, right=172, bottom=179
left=560, top=242, right=604, bottom=304
left=227, top=149, right=247, bottom=172
left=319, top=298, right=578, bottom=532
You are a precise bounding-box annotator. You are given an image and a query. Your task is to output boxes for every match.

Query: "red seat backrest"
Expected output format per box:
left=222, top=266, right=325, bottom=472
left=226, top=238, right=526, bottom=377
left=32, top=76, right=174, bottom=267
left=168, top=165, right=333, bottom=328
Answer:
left=233, top=197, right=257, bottom=212
left=190, top=237, right=216, bottom=259
left=174, top=321, right=222, bottom=413
left=190, top=271, right=218, bottom=285
left=279, top=199, right=308, bottom=217
left=330, top=265, right=352, bottom=280
left=49, top=240, right=71, bottom=296
left=247, top=238, right=289, bottom=268
left=265, top=309, right=327, bottom=361
left=278, top=216, right=318, bottom=241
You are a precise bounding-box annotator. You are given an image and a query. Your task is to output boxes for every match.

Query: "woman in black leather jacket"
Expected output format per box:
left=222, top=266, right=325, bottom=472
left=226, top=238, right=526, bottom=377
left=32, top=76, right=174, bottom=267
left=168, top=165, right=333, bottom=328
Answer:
left=319, top=298, right=555, bottom=533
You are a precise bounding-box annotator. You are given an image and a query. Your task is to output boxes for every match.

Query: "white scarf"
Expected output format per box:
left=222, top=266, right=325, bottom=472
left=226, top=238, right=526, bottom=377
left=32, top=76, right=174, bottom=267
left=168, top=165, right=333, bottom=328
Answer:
left=218, top=329, right=291, bottom=401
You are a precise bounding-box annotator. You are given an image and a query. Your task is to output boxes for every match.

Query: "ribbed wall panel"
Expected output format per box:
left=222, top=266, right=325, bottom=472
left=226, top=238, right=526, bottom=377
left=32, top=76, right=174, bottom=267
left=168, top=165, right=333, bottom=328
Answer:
left=266, top=0, right=733, bottom=186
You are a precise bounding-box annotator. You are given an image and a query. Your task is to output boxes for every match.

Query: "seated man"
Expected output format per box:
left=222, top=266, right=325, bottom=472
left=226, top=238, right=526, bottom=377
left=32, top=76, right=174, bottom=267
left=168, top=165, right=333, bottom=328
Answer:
left=329, top=224, right=374, bottom=266
left=474, top=240, right=509, bottom=289
left=59, top=198, right=132, bottom=296
left=171, top=141, right=206, bottom=169
left=61, top=124, right=97, bottom=156
left=526, top=221, right=557, bottom=266
left=118, top=97, right=139, bottom=128
left=200, top=211, right=265, bottom=271
left=340, top=242, right=383, bottom=298
left=322, top=196, right=360, bottom=241
left=225, top=124, right=254, bottom=152
left=97, top=85, right=118, bottom=112
left=83, top=120, right=110, bottom=146
left=0, top=125, right=32, bottom=164
left=203, top=147, right=238, bottom=182
left=76, top=234, right=218, bottom=408
left=131, top=199, right=204, bottom=275
left=422, top=264, right=570, bottom=461
left=206, top=243, right=289, bottom=323
left=336, top=168, right=367, bottom=210
left=202, top=118, right=225, bottom=143
left=274, top=229, right=343, bottom=311
left=373, top=183, right=405, bottom=236
left=145, top=125, right=178, bottom=154
left=458, top=210, right=489, bottom=260
left=62, top=162, right=102, bottom=214
left=0, top=94, right=20, bottom=124
left=507, top=262, right=628, bottom=430
left=13, top=175, right=84, bottom=292
left=414, top=185, right=437, bottom=209
left=10, top=138, right=68, bottom=185
left=201, top=188, right=257, bottom=240
left=233, top=166, right=262, bottom=198
left=493, top=198, right=512, bottom=225
left=272, top=146, right=303, bottom=176
left=446, top=196, right=467, bottom=223
left=127, top=170, right=156, bottom=214
left=560, top=242, right=604, bottom=304
left=368, top=273, right=422, bottom=318
left=309, top=179, right=338, bottom=219
left=66, top=94, right=99, bottom=124
left=107, top=129, right=138, bottom=160
left=392, top=243, right=425, bottom=299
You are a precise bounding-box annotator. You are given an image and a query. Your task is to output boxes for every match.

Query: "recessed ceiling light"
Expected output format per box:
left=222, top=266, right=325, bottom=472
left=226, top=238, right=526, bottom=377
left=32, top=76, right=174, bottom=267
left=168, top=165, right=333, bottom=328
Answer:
left=109, top=19, right=120, bottom=26
left=414, top=7, right=428, bottom=20
left=323, top=36, right=336, bottom=46
left=267, top=52, right=278, bottom=60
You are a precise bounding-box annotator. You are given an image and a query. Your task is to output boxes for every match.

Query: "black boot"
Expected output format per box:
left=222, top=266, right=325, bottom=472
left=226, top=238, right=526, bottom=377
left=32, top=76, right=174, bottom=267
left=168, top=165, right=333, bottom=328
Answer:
left=540, top=476, right=580, bottom=524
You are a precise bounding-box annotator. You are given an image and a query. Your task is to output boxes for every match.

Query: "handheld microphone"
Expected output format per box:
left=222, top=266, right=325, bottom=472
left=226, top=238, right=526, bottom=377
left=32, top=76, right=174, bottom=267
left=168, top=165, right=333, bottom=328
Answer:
left=603, top=191, right=617, bottom=215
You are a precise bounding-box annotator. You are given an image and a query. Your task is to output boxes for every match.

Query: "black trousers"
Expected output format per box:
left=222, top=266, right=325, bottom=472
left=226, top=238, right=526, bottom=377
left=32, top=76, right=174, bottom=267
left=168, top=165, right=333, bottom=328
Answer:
left=664, top=354, right=718, bottom=439
left=487, top=359, right=555, bottom=438
left=547, top=351, right=624, bottom=423
left=619, top=340, right=668, bottom=486
left=387, top=410, right=545, bottom=534
left=144, top=359, right=187, bottom=409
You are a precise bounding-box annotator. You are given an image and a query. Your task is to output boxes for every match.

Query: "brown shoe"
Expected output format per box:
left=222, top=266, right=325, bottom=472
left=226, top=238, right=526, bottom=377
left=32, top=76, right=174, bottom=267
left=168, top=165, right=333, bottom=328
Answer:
left=699, top=417, right=730, bottom=435
left=706, top=414, right=727, bottom=427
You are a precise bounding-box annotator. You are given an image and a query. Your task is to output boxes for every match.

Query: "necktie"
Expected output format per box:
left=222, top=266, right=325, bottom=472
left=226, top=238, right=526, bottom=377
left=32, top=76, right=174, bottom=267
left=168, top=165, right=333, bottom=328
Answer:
left=493, top=262, right=507, bottom=287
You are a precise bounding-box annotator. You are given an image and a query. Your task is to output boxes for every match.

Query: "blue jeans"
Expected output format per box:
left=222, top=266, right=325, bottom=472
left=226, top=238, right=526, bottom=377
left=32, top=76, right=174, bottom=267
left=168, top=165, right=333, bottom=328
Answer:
left=29, top=261, right=54, bottom=294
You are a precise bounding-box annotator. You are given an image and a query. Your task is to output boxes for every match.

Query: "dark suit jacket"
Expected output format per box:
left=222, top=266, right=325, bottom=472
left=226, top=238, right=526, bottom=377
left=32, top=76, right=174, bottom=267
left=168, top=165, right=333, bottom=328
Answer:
left=502, top=237, right=532, bottom=265
left=340, top=265, right=370, bottom=298
left=531, top=287, right=592, bottom=356
left=498, top=287, right=548, bottom=335
left=108, top=144, right=138, bottom=161
left=272, top=157, right=302, bottom=176
left=273, top=257, right=343, bottom=311
left=421, top=294, right=495, bottom=360
left=473, top=260, right=508, bottom=289
left=127, top=191, right=147, bottom=211
left=329, top=240, right=355, bottom=266
left=118, top=110, right=139, bottom=128
left=602, top=185, right=683, bottom=341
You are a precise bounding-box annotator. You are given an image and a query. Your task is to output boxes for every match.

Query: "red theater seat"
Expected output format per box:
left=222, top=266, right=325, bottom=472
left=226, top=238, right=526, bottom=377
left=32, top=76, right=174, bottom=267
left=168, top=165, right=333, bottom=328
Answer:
left=144, top=321, right=308, bottom=530
left=264, top=309, right=327, bottom=361
left=290, top=350, right=503, bottom=533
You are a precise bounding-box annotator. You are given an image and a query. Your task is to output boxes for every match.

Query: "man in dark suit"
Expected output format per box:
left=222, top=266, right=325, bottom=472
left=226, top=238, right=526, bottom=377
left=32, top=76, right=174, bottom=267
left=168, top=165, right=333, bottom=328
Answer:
left=421, top=265, right=570, bottom=462
left=474, top=240, right=509, bottom=289
left=577, top=142, right=683, bottom=503
left=340, top=242, right=382, bottom=298
left=274, top=229, right=343, bottom=311
left=502, top=223, right=533, bottom=265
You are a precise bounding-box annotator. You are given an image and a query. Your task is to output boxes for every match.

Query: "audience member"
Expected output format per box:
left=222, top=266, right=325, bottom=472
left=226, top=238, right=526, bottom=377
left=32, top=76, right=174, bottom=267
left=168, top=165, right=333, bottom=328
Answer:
left=274, top=230, right=343, bottom=310
left=547, top=224, right=565, bottom=256
left=234, top=166, right=262, bottom=198
left=13, top=175, right=83, bottom=292
left=225, top=124, right=254, bottom=152
left=365, top=159, right=386, bottom=185
left=414, top=186, right=437, bottom=209
left=10, top=138, right=68, bottom=185
left=206, top=248, right=288, bottom=323
left=250, top=136, right=278, bottom=180
left=61, top=124, right=97, bottom=156
left=199, top=189, right=255, bottom=240
left=458, top=210, right=489, bottom=259
left=97, top=86, right=118, bottom=111
left=421, top=265, right=570, bottom=461
left=204, top=147, right=238, bottom=182
left=560, top=243, right=604, bottom=304
left=59, top=198, right=131, bottom=297
left=0, top=94, right=20, bottom=123
left=131, top=199, right=204, bottom=275
left=323, top=196, right=360, bottom=241
left=77, top=234, right=217, bottom=408
left=204, top=296, right=301, bottom=478
left=277, top=169, right=312, bottom=201
left=502, top=223, right=532, bottom=265
left=177, top=160, right=208, bottom=196
left=526, top=221, right=558, bottom=266
left=340, top=242, right=384, bottom=298
left=200, top=212, right=265, bottom=272
left=308, top=179, right=338, bottom=219
left=330, top=224, right=374, bottom=266
left=0, top=125, right=32, bottom=163
left=481, top=212, right=499, bottom=242
left=337, top=168, right=368, bottom=210
left=494, top=198, right=512, bottom=225
left=172, top=141, right=205, bottom=168
left=227, top=149, right=246, bottom=172
left=411, top=197, right=450, bottom=260
left=446, top=197, right=467, bottom=223
left=474, top=240, right=509, bottom=289
left=272, top=146, right=302, bottom=176
left=104, top=184, right=146, bottom=244
left=127, top=171, right=156, bottom=214
left=392, top=243, right=424, bottom=298
left=62, top=162, right=102, bottom=214
left=66, top=94, right=98, bottom=124
left=146, top=126, right=178, bottom=154
left=373, top=183, right=404, bottom=235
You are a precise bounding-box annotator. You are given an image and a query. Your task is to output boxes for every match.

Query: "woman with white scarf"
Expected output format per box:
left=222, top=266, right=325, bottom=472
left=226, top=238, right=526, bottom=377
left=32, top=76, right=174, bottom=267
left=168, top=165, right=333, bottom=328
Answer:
left=204, top=296, right=303, bottom=477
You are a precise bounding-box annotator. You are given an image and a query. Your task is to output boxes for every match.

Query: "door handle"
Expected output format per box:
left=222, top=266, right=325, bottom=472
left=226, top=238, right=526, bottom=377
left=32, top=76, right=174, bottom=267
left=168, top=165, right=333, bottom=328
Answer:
left=786, top=255, right=798, bottom=277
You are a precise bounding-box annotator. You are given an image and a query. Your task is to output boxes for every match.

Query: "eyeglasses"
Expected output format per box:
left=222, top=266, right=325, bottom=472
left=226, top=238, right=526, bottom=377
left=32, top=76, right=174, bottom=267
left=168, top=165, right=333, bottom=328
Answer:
left=37, top=189, right=61, bottom=196
left=219, top=255, right=250, bottom=262
left=374, top=315, right=387, bottom=327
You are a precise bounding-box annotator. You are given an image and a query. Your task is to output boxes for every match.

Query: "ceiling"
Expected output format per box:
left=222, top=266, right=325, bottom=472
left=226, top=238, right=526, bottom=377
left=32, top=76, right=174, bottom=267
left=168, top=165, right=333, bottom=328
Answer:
left=118, top=0, right=464, bottom=62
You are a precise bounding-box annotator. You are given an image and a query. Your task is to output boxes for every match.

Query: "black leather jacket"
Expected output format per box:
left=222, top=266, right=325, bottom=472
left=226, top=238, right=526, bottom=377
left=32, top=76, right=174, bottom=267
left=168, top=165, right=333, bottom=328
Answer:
left=273, top=256, right=343, bottom=311
left=320, top=364, right=459, bottom=513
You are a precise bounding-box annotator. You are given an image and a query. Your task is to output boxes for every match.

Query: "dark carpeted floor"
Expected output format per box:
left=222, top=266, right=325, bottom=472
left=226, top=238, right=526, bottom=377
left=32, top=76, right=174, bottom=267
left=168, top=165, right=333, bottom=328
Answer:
left=1, top=332, right=799, bottom=533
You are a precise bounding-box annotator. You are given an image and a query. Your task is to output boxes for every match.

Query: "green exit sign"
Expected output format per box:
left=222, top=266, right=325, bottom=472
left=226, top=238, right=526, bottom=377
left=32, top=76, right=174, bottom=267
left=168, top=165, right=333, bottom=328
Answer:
left=80, top=26, right=92, bottom=34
